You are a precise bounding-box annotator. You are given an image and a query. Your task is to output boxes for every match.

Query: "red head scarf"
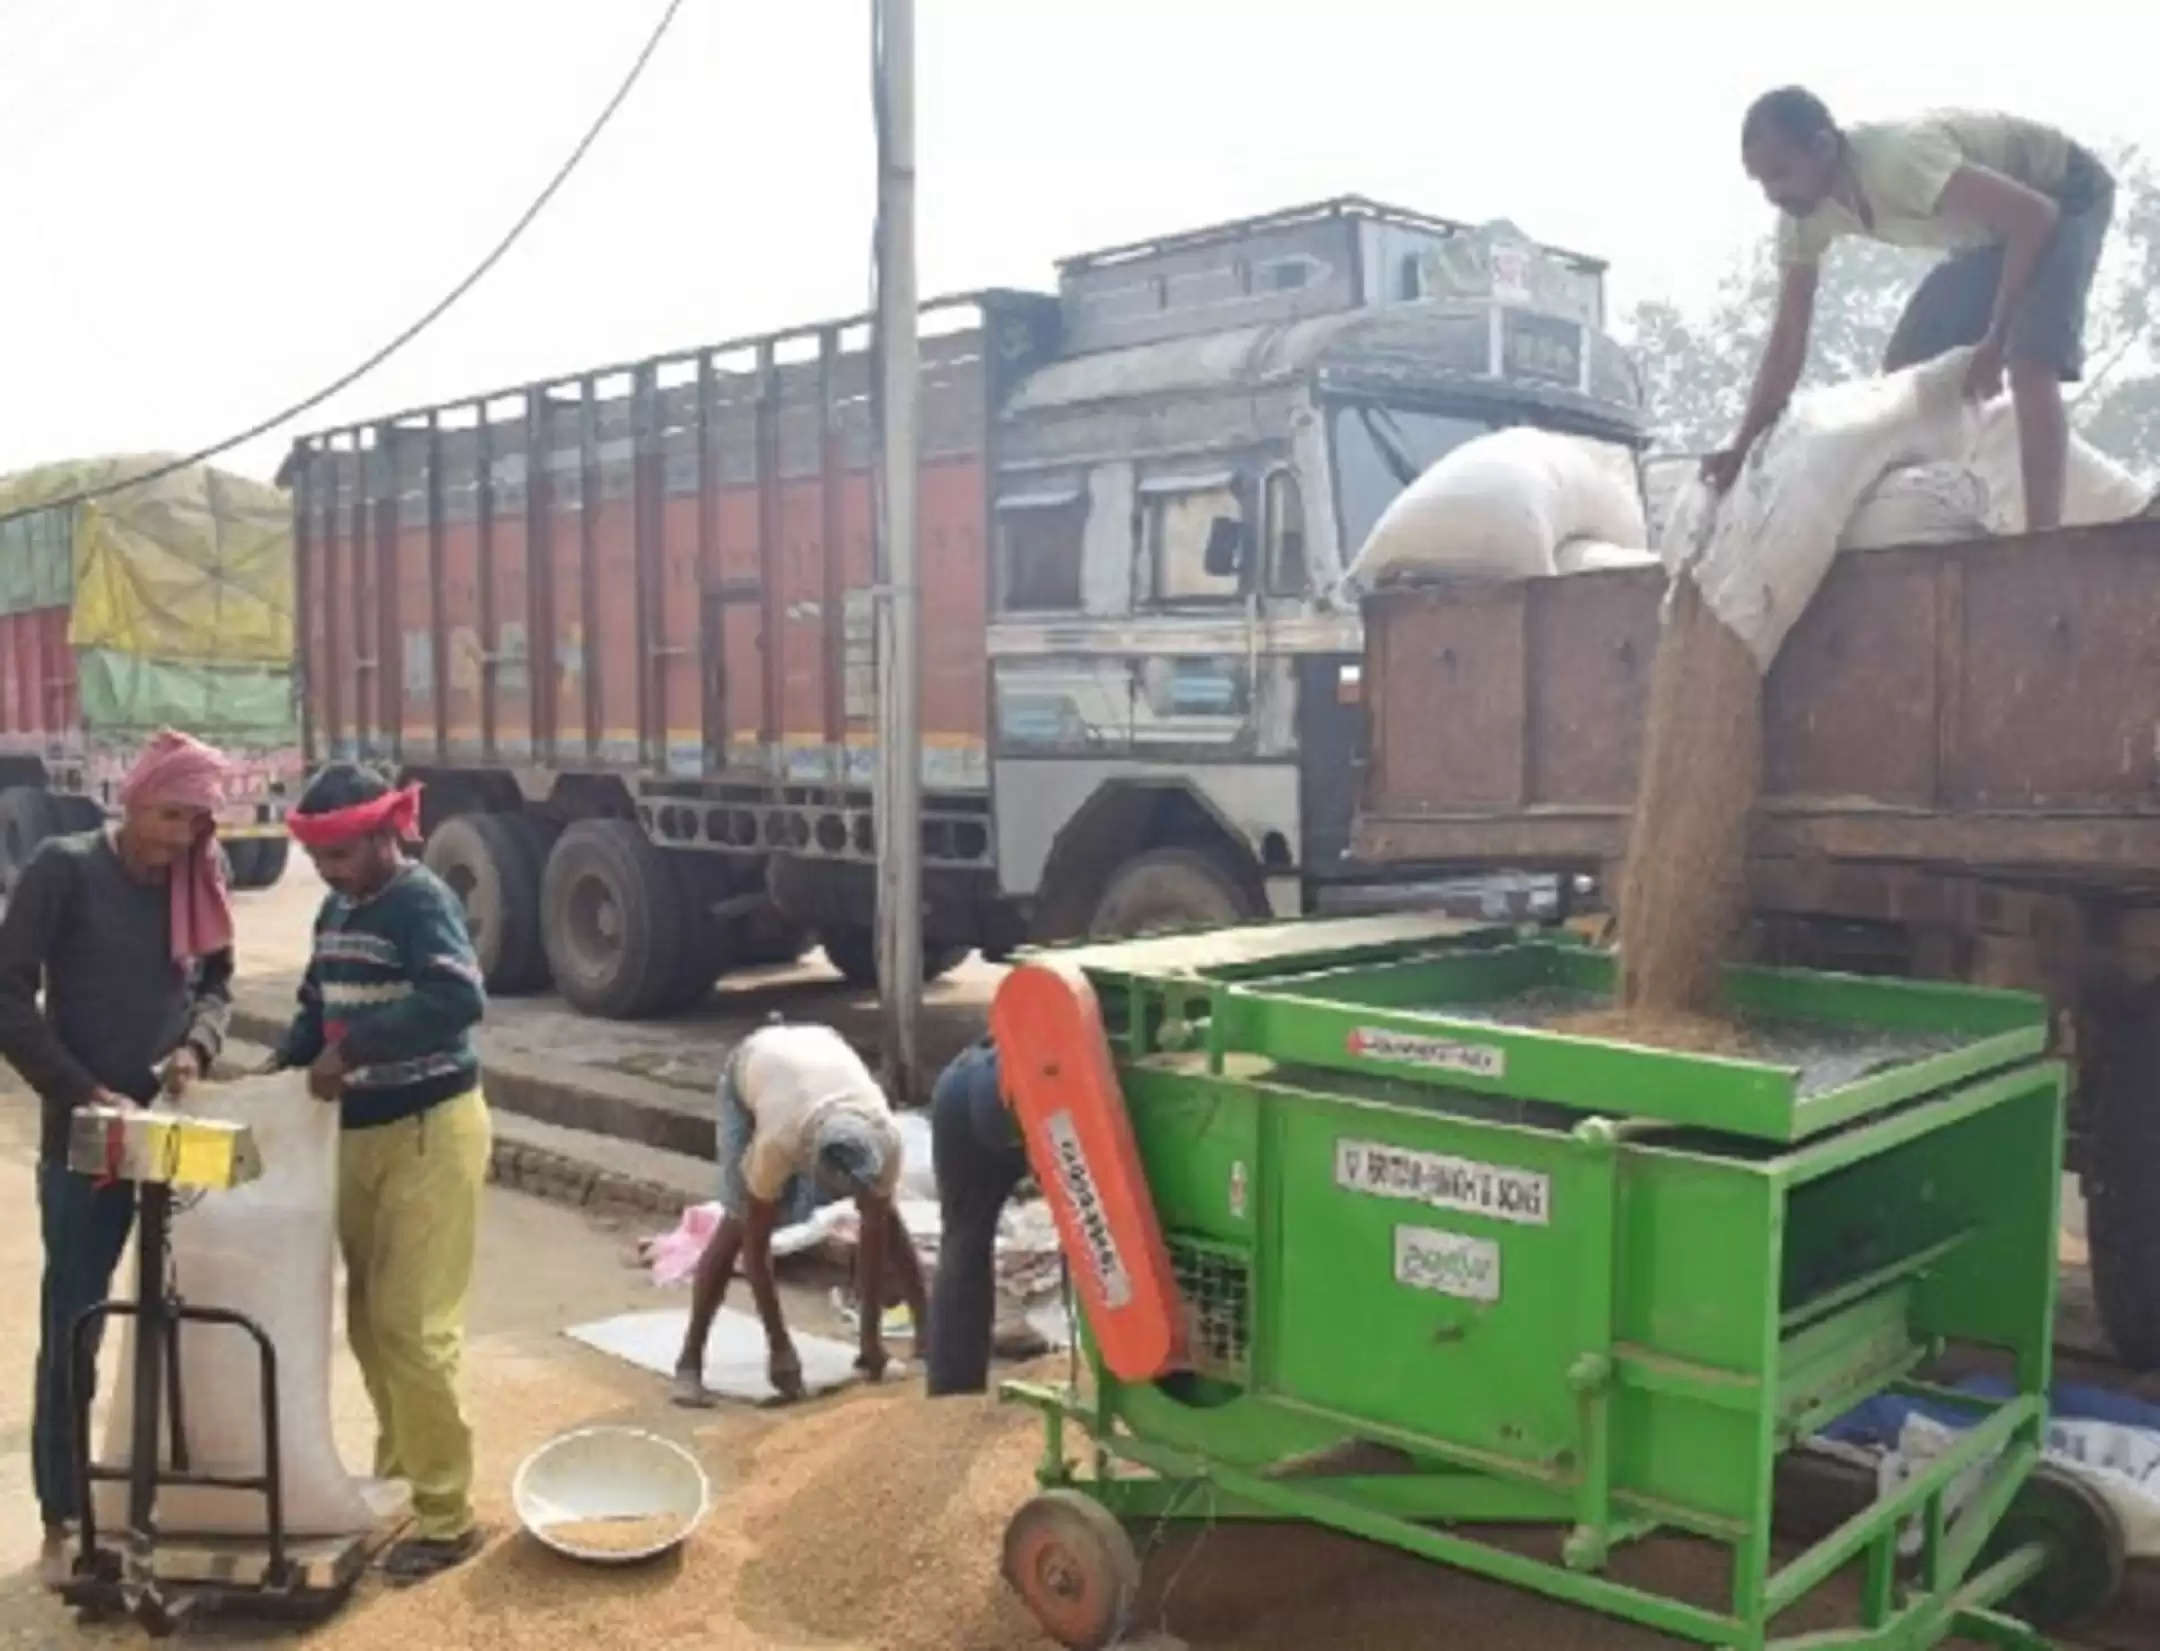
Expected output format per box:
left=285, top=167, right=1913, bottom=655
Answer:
left=117, top=729, right=234, bottom=965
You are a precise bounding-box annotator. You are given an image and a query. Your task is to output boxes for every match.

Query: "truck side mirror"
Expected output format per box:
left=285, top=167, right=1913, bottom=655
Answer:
left=1204, top=516, right=1247, bottom=579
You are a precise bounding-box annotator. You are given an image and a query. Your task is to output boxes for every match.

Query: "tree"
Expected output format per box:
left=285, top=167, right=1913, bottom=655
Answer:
left=1625, top=144, right=2159, bottom=470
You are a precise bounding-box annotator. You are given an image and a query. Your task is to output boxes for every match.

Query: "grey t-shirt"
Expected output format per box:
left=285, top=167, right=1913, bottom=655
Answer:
left=0, top=830, right=233, bottom=1162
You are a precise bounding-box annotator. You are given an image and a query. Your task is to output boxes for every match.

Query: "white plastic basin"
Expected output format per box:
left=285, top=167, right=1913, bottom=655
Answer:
left=512, top=1426, right=711, bottom=1564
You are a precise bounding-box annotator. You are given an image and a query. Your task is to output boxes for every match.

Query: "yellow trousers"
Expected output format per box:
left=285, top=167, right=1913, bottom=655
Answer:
left=336, top=1088, right=490, bottom=1541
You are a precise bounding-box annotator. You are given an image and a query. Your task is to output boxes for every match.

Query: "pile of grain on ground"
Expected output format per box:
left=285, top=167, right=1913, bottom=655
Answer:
left=730, top=1386, right=1048, bottom=1651
left=1614, top=571, right=1763, bottom=1020
left=540, top=1513, right=690, bottom=1554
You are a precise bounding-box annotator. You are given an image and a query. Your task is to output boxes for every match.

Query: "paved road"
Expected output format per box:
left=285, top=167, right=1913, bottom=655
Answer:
left=228, top=860, right=1002, bottom=1112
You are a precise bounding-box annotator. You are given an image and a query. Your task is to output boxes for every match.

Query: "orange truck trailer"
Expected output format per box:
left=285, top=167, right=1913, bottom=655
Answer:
left=280, top=198, right=1644, bottom=1018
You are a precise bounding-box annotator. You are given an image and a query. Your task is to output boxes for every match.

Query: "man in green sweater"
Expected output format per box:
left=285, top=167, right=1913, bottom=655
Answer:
left=271, top=764, right=489, bottom=1584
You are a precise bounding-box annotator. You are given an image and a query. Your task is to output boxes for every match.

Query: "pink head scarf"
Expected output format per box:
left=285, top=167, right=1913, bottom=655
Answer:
left=117, top=729, right=234, bottom=966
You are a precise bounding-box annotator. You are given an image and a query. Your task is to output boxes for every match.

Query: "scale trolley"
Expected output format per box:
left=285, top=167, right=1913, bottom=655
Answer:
left=60, top=1104, right=405, bottom=1636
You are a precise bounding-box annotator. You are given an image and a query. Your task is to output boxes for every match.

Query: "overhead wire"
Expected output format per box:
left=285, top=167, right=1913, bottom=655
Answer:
left=0, top=0, right=686, bottom=529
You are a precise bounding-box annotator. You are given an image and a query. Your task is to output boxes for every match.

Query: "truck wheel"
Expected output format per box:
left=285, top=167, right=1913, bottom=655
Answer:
left=540, top=819, right=690, bottom=1018
left=51, top=795, right=105, bottom=833
left=736, top=908, right=814, bottom=969
left=248, top=838, right=291, bottom=889
left=2086, top=999, right=2160, bottom=1370
left=660, top=863, right=738, bottom=1012
left=224, top=840, right=264, bottom=888
left=426, top=813, right=551, bottom=994
left=1087, top=847, right=1262, bottom=941
left=225, top=839, right=292, bottom=892
left=818, top=925, right=968, bottom=989
left=0, top=786, right=58, bottom=893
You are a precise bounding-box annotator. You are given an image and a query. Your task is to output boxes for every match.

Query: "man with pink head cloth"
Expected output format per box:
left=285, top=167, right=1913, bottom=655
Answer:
left=0, top=729, right=237, bottom=1586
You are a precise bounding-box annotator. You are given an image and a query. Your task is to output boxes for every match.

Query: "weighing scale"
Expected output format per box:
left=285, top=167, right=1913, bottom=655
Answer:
left=59, top=1103, right=409, bottom=1636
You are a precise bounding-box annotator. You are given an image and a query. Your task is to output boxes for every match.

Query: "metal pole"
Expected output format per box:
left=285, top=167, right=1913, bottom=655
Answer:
left=872, top=0, right=923, bottom=1103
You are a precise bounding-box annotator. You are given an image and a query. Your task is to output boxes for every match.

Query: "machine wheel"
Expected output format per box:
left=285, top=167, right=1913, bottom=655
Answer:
left=818, top=925, right=969, bottom=989
left=1978, top=1462, right=2126, bottom=1629
left=1087, top=846, right=1262, bottom=941
left=2082, top=997, right=2160, bottom=1369
left=0, top=785, right=58, bottom=892
left=426, top=812, right=551, bottom=993
left=541, top=819, right=690, bottom=1018
left=1001, top=1490, right=1141, bottom=1650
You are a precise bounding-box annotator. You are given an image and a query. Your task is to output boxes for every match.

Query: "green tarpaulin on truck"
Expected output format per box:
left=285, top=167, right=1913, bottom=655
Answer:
left=74, top=650, right=294, bottom=741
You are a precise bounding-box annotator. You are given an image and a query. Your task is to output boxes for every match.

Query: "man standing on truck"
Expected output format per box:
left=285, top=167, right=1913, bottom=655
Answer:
left=0, top=730, right=235, bottom=1586
left=1706, top=88, right=2113, bottom=532
left=270, top=764, right=490, bottom=1584
left=672, top=1018, right=926, bottom=1406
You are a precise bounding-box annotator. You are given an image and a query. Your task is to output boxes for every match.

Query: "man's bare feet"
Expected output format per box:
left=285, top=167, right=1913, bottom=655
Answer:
left=39, top=1526, right=71, bottom=1590
left=671, top=1367, right=715, bottom=1409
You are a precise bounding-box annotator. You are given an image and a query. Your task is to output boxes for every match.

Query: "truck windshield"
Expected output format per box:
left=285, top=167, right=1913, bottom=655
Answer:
left=1331, top=403, right=1640, bottom=559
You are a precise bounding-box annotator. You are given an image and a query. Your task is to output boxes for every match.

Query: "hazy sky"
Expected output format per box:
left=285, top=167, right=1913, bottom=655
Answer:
left=4, top=0, right=2152, bottom=480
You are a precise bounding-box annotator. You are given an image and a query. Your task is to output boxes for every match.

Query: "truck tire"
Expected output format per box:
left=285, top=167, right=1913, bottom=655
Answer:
left=425, top=812, right=551, bottom=994
left=818, top=925, right=969, bottom=989
left=51, top=795, right=105, bottom=833
left=0, top=786, right=58, bottom=893
left=540, top=819, right=690, bottom=1019
left=248, top=838, right=291, bottom=889
left=225, top=839, right=293, bottom=892
left=659, top=859, right=739, bottom=1012
left=2086, top=1000, right=2160, bottom=1370
left=1087, top=847, right=1263, bottom=941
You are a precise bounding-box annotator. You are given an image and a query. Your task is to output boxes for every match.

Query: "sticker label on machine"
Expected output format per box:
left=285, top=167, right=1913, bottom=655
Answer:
left=1335, top=1139, right=1552, bottom=1226
left=1345, top=1026, right=1506, bottom=1079
left=1394, top=1225, right=1502, bottom=1302
left=1044, top=1110, right=1135, bottom=1308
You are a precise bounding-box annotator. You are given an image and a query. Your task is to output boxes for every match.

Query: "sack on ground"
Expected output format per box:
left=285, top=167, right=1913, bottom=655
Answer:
left=99, top=1074, right=373, bottom=1538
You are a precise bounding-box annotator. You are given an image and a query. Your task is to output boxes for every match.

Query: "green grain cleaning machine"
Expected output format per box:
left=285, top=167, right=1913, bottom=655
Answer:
left=990, top=913, right=2122, bottom=1650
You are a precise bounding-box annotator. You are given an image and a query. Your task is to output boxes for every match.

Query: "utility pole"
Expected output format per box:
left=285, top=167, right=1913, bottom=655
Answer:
left=871, top=0, right=923, bottom=1103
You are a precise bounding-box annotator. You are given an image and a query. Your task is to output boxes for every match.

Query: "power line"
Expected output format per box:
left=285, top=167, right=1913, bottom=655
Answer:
left=0, top=0, right=685, bottom=528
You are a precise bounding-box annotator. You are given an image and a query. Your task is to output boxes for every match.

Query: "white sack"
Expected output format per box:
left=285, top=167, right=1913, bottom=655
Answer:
left=1842, top=399, right=2152, bottom=550
left=1349, top=426, right=1647, bottom=588
left=1840, top=463, right=1989, bottom=551
left=99, top=1075, right=372, bottom=1538
left=1554, top=536, right=1658, bottom=574
left=1969, top=398, right=2155, bottom=533
left=1882, top=1411, right=2160, bottom=1560
left=1662, top=348, right=1978, bottom=670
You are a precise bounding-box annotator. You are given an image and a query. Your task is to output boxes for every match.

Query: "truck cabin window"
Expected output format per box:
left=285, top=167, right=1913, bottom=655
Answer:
left=998, top=493, right=1086, bottom=611
left=1331, top=405, right=1492, bottom=556
left=1264, top=469, right=1307, bottom=596
left=1146, top=483, right=1246, bottom=604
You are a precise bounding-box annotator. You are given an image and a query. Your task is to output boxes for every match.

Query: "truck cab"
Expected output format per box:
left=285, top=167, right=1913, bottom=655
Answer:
left=986, top=198, right=1646, bottom=939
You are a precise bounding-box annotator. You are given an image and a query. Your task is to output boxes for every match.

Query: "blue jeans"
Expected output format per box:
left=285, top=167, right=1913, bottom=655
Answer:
left=34, top=1159, right=136, bottom=1527
left=925, top=1041, right=1029, bottom=1396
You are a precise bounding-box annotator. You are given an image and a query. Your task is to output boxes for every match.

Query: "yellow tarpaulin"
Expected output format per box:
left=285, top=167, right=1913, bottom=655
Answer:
left=0, top=455, right=292, bottom=667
